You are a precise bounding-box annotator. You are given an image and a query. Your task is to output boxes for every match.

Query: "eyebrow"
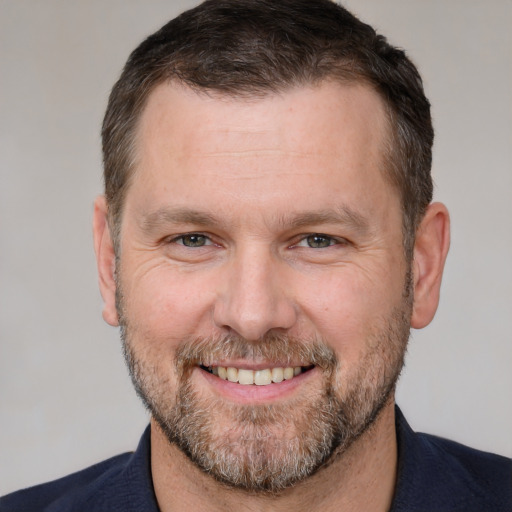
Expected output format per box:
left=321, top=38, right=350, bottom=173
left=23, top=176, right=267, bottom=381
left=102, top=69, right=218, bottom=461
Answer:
left=140, top=207, right=219, bottom=232
left=139, top=205, right=371, bottom=235
left=279, top=208, right=370, bottom=234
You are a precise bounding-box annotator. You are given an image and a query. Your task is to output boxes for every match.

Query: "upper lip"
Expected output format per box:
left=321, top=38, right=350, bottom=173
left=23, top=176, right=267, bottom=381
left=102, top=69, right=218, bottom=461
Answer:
left=200, top=361, right=312, bottom=371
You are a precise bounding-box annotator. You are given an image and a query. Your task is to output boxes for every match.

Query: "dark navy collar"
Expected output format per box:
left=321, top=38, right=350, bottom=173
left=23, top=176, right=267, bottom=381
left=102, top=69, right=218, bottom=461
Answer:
left=391, top=406, right=512, bottom=511
left=102, top=424, right=160, bottom=512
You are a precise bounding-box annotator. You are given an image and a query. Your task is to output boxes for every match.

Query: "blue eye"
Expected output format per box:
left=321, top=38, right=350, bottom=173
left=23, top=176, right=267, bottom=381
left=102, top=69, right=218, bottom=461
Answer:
left=176, top=234, right=211, bottom=247
left=298, top=234, right=337, bottom=248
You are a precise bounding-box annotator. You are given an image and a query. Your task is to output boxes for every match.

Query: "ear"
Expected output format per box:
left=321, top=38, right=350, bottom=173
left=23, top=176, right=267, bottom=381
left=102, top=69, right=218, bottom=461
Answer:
left=411, top=202, right=450, bottom=329
left=92, top=196, right=119, bottom=326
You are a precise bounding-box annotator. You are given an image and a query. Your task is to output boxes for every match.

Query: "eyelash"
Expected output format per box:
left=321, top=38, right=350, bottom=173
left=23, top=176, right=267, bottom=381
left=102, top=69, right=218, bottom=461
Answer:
left=170, top=233, right=215, bottom=248
left=294, top=233, right=343, bottom=249
left=168, top=232, right=345, bottom=249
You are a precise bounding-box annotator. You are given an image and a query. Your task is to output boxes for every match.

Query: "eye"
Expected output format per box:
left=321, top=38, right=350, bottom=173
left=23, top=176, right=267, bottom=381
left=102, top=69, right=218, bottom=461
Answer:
left=297, top=234, right=339, bottom=248
left=174, top=234, right=212, bottom=247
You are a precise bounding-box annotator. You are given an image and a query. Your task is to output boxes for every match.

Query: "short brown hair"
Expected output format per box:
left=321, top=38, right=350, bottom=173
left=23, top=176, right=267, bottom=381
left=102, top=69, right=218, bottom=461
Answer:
left=102, top=0, right=433, bottom=257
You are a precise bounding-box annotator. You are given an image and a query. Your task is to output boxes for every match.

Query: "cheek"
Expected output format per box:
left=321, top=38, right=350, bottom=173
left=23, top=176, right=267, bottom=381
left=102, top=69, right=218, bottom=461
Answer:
left=296, top=266, right=404, bottom=359
left=120, top=263, right=217, bottom=344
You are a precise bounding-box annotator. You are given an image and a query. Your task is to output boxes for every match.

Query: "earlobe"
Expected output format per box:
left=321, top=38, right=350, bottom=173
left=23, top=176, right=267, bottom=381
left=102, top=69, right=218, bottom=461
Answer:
left=92, top=196, right=119, bottom=326
left=411, top=202, right=450, bottom=329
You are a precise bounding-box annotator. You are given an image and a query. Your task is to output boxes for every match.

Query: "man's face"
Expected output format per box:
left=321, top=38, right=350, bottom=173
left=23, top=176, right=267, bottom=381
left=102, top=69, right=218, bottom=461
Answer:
left=114, top=82, right=411, bottom=492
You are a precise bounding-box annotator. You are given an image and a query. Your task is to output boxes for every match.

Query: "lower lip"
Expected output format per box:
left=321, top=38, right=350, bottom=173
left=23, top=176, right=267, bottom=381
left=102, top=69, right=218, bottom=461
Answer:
left=196, top=366, right=318, bottom=404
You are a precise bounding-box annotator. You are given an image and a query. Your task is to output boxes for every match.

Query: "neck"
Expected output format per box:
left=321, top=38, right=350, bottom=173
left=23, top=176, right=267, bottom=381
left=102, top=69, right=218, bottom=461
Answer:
left=151, top=400, right=398, bottom=512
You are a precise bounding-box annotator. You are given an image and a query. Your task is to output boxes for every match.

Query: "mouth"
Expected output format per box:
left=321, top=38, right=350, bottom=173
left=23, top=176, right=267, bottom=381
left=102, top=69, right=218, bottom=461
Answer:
left=200, top=364, right=315, bottom=386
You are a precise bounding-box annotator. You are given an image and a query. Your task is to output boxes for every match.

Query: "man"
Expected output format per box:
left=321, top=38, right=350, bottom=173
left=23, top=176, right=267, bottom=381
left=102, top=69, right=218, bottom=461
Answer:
left=1, top=0, right=510, bottom=511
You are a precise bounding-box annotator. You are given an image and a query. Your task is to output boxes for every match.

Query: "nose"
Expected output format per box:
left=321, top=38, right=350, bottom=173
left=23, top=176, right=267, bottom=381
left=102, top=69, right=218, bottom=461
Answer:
left=213, top=244, right=297, bottom=340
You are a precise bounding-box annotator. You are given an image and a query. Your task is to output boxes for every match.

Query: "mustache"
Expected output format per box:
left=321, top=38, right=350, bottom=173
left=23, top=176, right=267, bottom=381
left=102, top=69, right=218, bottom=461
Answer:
left=174, top=332, right=338, bottom=373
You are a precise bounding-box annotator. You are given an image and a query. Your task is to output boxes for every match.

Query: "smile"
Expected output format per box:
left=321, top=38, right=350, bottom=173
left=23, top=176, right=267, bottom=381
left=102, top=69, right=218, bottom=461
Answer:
left=201, top=365, right=314, bottom=386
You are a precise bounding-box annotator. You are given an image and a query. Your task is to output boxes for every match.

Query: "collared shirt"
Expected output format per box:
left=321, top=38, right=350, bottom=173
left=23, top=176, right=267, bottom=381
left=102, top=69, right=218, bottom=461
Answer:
left=1, top=407, right=511, bottom=511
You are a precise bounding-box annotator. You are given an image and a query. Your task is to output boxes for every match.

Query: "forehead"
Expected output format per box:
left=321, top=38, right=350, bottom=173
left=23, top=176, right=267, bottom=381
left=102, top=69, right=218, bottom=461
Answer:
left=136, top=80, right=389, bottom=163
left=128, top=80, right=397, bottom=228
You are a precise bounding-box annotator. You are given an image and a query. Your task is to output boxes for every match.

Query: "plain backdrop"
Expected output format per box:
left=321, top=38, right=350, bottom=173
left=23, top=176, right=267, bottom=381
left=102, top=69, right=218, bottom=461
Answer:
left=1, top=0, right=511, bottom=496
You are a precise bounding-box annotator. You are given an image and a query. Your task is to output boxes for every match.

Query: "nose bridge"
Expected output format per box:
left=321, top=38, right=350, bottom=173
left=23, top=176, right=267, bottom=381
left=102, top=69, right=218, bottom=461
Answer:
left=214, top=241, right=296, bottom=340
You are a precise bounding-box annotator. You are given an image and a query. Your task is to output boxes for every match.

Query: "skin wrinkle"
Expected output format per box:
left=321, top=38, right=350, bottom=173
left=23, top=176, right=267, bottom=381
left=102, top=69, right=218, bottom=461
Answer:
left=100, top=82, right=429, bottom=508
left=117, top=236, right=412, bottom=494
left=138, top=206, right=373, bottom=241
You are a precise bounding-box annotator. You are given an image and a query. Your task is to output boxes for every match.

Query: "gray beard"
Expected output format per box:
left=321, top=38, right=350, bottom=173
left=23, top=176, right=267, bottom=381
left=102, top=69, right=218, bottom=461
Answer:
left=116, top=254, right=413, bottom=494
left=120, top=301, right=410, bottom=494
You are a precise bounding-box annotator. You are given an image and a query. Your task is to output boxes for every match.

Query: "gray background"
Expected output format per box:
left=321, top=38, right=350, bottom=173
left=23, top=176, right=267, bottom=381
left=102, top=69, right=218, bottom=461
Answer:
left=1, top=0, right=511, bottom=495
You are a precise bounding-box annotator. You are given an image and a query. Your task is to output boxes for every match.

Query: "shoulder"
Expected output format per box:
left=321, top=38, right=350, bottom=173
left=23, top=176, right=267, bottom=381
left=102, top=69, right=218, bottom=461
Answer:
left=0, top=453, right=132, bottom=512
left=393, top=408, right=512, bottom=512
left=418, top=432, right=512, bottom=494
left=422, top=431, right=511, bottom=475
left=0, top=426, right=157, bottom=512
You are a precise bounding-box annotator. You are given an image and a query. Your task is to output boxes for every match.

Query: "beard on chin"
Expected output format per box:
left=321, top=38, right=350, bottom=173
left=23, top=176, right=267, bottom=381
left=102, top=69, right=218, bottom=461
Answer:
left=119, top=306, right=410, bottom=494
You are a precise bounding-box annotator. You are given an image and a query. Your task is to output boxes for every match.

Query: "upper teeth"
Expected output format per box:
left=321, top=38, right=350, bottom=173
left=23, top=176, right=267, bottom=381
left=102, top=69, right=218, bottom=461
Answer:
left=207, top=366, right=303, bottom=385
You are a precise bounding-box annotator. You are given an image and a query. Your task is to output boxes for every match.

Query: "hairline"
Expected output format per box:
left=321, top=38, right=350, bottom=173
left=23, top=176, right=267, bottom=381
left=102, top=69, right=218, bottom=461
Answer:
left=107, top=76, right=415, bottom=259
